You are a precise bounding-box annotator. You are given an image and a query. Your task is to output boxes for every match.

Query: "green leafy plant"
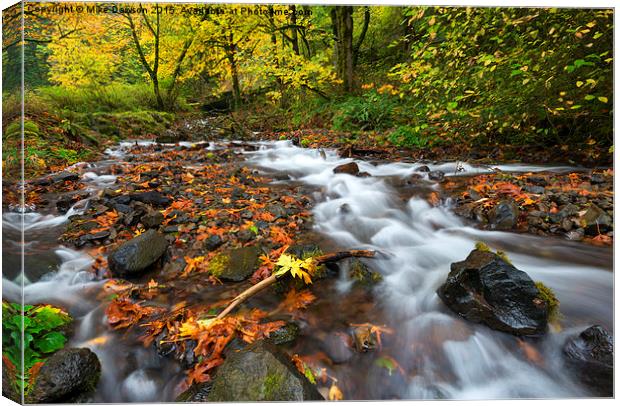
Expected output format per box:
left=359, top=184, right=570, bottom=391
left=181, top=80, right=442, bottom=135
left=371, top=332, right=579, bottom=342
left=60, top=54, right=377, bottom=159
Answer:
left=388, top=124, right=442, bottom=148
left=2, top=302, right=72, bottom=393
left=332, top=91, right=398, bottom=131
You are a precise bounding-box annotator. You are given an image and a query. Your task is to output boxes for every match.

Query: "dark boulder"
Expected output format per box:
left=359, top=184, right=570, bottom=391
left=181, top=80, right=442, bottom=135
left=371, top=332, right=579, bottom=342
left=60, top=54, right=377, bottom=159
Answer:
left=108, top=229, right=168, bottom=277
left=428, top=170, right=445, bottom=182
left=207, top=341, right=323, bottom=401
left=563, top=325, right=613, bottom=396
left=27, top=348, right=101, bottom=403
left=488, top=200, right=519, bottom=230
left=437, top=249, right=548, bottom=336
left=333, top=162, right=359, bottom=175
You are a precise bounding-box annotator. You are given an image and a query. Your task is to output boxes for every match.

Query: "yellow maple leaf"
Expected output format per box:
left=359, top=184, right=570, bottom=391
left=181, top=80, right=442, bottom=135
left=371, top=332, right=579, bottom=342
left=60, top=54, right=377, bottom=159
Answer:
left=274, top=254, right=315, bottom=284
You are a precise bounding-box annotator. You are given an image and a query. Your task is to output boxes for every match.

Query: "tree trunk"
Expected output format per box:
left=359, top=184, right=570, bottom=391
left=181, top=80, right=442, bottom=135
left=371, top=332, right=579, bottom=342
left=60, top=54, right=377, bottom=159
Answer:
left=332, top=6, right=354, bottom=92
left=353, top=7, right=371, bottom=67
left=227, top=32, right=241, bottom=110
left=289, top=5, right=300, bottom=55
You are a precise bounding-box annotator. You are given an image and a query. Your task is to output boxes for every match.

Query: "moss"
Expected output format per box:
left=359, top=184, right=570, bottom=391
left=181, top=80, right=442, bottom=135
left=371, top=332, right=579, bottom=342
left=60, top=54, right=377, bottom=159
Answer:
left=535, top=281, right=561, bottom=323
left=262, top=371, right=285, bottom=399
left=475, top=241, right=491, bottom=252
left=495, top=250, right=512, bottom=265
left=207, top=253, right=230, bottom=277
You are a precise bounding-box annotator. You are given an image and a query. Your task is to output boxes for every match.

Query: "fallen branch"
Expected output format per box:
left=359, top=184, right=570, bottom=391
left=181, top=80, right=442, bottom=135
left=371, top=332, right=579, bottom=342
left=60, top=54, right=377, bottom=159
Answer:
left=216, top=249, right=376, bottom=319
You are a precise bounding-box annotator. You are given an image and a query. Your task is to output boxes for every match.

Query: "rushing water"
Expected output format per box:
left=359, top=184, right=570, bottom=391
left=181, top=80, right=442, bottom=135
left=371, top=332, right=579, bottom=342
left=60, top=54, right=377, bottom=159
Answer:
left=2, top=139, right=612, bottom=401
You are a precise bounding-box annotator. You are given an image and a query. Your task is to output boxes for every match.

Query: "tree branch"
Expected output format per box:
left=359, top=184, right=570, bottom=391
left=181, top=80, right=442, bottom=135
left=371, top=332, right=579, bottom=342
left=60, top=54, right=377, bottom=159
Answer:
left=215, top=249, right=375, bottom=319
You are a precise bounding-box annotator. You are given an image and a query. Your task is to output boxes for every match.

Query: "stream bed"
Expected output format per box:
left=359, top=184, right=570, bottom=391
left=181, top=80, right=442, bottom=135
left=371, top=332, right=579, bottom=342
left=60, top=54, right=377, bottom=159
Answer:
left=2, top=139, right=613, bottom=401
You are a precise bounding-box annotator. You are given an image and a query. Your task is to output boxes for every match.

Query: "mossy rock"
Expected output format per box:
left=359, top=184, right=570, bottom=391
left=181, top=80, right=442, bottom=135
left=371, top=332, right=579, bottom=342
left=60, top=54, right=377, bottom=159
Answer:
left=349, top=259, right=382, bottom=287
left=214, top=246, right=262, bottom=282
left=207, top=341, right=323, bottom=401
left=535, top=281, right=561, bottom=323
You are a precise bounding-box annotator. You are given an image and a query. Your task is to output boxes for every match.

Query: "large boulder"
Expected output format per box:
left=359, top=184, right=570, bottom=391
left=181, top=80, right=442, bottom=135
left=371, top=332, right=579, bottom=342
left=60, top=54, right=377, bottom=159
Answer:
left=27, top=348, right=101, bottom=403
left=207, top=341, right=323, bottom=401
left=488, top=200, right=519, bottom=230
left=437, top=249, right=548, bottom=336
left=563, top=325, right=613, bottom=396
left=211, top=246, right=261, bottom=282
left=108, top=229, right=168, bottom=278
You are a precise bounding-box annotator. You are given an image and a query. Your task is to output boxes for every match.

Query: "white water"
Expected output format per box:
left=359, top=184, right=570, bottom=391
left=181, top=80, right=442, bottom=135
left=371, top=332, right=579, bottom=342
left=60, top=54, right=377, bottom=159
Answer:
left=247, top=140, right=612, bottom=399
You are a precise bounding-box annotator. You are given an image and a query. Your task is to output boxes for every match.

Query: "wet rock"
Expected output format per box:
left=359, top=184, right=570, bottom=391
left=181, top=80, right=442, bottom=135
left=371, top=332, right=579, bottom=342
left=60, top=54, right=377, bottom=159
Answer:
left=114, top=203, right=133, bottom=214
left=590, top=173, right=607, bottom=185
left=216, top=246, right=261, bottom=281
left=566, top=228, right=585, bottom=241
left=428, top=170, right=445, bottom=182
left=349, top=259, right=382, bottom=287
left=108, top=229, right=168, bottom=278
left=141, top=210, right=164, bottom=229
left=27, top=348, right=101, bottom=403
left=415, top=165, right=431, bottom=172
left=207, top=341, right=323, bottom=401
left=524, top=185, right=545, bottom=194
left=266, top=204, right=288, bottom=219
left=488, top=199, right=519, bottom=230
left=237, top=229, right=255, bottom=242
left=333, top=162, right=359, bottom=175
left=115, top=191, right=172, bottom=207
left=33, top=171, right=79, bottom=186
left=563, top=325, right=613, bottom=396
left=77, top=230, right=111, bottom=247
left=163, top=225, right=178, bottom=233
left=269, top=322, right=300, bottom=345
left=581, top=204, right=612, bottom=236
left=437, top=249, right=548, bottom=336
left=529, top=176, right=548, bottom=186
left=352, top=325, right=377, bottom=352
left=357, top=171, right=372, bottom=178
left=203, top=235, right=223, bottom=251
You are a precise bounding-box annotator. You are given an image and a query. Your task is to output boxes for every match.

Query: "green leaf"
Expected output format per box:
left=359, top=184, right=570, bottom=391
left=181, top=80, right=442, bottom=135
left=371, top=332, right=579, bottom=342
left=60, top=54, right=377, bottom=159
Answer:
left=34, top=332, right=67, bottom=353
left=375, top=356, right=397, bottom=376
left=584, top=95, right=596, bottom=101
left=598, top=96, right=608, bottom=103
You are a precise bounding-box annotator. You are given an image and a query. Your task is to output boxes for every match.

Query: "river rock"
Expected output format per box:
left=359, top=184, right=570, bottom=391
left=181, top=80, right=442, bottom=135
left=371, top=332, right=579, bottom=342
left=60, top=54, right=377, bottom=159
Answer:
left=207, top=341, right=323, bottom=401
left=114, top=191, right=172, bottom=207
left=33, top=171, right=79, bottom=186
left=333, top=162, right=359, bottom=175
left=108, top=229, right=168, bottom=277
left=27, top=348, right=101, bottom=403
left=428, top=170, right=445, bottom=182
left=580, top=204, right=612, bottom=236
left=488, top=199, right=519, bottom=230
left=269, top=322, right=300, bottom=345
left=437, top=249, right=548, bottom=336
left=563, top=325, right=613, bottom=396
left=215, top=246, right=261, bottom=281
left=141, top=210, right=164, bottom=228
left=203, top=234, right=224, bottom=251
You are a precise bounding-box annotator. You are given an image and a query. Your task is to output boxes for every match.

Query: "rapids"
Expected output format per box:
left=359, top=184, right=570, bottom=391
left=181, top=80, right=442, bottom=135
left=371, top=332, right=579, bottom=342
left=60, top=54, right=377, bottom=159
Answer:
left=2, top=139, right=612, bottom=401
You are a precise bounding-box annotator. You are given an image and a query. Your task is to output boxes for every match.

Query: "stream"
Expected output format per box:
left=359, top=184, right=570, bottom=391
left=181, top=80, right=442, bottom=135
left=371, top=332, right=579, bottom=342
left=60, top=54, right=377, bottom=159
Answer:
left=2, top=139, right=613, bottom=401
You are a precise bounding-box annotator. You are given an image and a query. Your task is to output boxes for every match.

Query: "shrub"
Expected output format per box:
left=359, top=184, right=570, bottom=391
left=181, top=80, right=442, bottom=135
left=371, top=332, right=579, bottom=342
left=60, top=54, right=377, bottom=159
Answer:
left=2, top=302, right=72, bottom=393
left=332, top=91, right=398, bottom=131
left=388, top=124, right=443, bottom=148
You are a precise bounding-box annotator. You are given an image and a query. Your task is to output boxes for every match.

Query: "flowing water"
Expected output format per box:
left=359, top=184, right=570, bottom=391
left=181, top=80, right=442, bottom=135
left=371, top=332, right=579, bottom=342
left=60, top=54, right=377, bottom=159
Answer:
left=2, top=139, right=612, bottom=401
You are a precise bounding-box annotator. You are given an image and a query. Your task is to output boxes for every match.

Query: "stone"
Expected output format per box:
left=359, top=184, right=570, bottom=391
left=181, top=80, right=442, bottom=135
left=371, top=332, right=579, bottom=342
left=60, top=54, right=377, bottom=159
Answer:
left=415, top=165, right=431, bottom=172
left=333, top=162, right=359, bottom=175
left=269, top=322, right=300, bottom=345
left=488, top=199, right=519, bottom=230
left=428, top=170, right=445, bottom=182
left=207, top=341, right=323, bottom=401
left=141, top=210, right=164, bottom=229
left=114, top=191, right=172, bottom=207
left=563, top=325, right=613, bottom=396
left=27, top=348, right=101, bottom=403
left=215, top=246, right=261, bottom=282
left=108, top=229, right=168, bottom=277
left=33, top=171, right=79, bottom=186
left=581, top=204, right=612, bottom=236
left=203, top=235, right=224, bottom=251
left=437, top=249, right=549, bottom=336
